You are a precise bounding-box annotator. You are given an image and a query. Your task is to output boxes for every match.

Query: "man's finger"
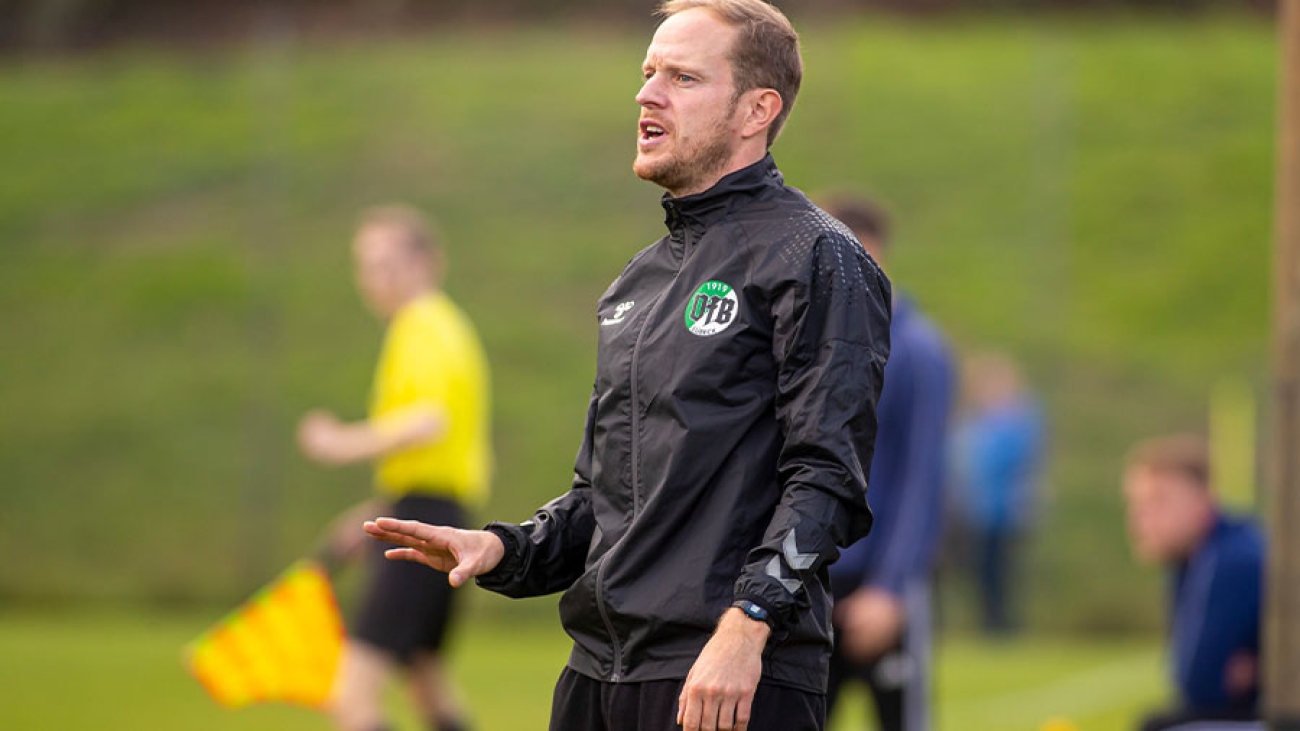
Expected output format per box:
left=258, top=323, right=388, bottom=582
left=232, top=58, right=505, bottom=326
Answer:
left=679, top=689, right=703, bottom=731
left=362, top=525, right=431, bottom=551
left=734, top=692, right=754, bottom=731
left=698, top=687, right=722, bottom=731
left=714, top=697, right=735, bottom=731
left=370, top=517, right=454, bottom=541
left=383, top=547, right=430, bottom=566
left=383, top=547, right=448, bottom=571
left=447, top=565, right=470, bottom=587
left=365, top=520, right=458, bottom=550
left=365, top=518, right=455, bottom=548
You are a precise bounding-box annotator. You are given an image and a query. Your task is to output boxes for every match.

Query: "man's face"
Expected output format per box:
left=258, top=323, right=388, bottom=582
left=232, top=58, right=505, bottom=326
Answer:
left=634, top=8, right=745, bottom=197
left=1122, top=465, right=1211, bottom=564
left=352, top=224, right=426, bottom=319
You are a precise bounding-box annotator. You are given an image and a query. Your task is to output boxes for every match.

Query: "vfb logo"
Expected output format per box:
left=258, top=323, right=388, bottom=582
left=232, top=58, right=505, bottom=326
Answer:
left=684, top=280, right=739, bottom=337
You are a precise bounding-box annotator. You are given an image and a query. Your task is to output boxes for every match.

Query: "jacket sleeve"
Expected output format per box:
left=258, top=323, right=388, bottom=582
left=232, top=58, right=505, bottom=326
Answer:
left=867, top=335, right=954, bottom=597
left=732, top=232, right=892, bottom=629
left=476, top=386, right=598, bottom=598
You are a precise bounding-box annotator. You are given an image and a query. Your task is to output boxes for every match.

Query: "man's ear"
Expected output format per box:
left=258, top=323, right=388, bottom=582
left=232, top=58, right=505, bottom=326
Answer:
left=739, top=88, right=783, bottom=141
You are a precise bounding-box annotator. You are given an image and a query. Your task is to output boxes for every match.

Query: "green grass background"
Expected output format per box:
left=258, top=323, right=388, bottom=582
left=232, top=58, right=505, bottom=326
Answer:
left=0, top=10, right=1277, bottom=729
left=0, top=609, right=1165, bottom=731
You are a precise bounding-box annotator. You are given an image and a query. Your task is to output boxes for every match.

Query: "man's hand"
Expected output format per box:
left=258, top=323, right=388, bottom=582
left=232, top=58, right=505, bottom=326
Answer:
left=363, top=517, right=505, bottom=587
left=834, top=587, right=906, bottom=662
left=297, top=410, right=352, bottom=465
left=677, top=607, right=768, bottom=731
left=1225, top=651, right=1258, bottom=698
left=298, top=407, right=444, bottom=466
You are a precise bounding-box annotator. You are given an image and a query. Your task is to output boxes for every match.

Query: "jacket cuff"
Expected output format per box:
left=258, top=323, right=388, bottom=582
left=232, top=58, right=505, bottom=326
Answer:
left=732, top=595, right=780, bottom=629
left=733, top=578, right=800, bottom=636
left=474, top=522, right=525, bottom=591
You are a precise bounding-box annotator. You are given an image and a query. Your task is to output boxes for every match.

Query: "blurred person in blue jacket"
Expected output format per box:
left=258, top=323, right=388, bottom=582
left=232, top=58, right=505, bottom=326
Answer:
left=949, top=351, right=1044, bottom=636
left=1123, top=434, right=1264, bottom=731
left=821, top=195, right=954, bottom=731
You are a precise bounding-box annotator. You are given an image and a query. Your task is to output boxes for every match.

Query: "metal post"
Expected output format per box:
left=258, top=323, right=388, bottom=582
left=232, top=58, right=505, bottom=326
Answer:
left=1266, top=1, right=1300, bottom=728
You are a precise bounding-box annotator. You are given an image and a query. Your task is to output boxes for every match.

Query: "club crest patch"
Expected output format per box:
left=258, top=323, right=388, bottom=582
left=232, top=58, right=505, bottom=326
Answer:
left=684, top=280, right=739, bottom=337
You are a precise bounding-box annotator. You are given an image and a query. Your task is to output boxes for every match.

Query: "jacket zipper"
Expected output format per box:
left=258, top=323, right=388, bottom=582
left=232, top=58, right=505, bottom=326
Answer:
left=593, top=552, right=623, bottom=681
left=593, top=217, right=693, bottom=683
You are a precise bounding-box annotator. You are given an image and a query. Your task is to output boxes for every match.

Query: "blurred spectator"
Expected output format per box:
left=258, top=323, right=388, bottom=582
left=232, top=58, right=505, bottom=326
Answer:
left=948, top=351, right=1044, bottom=636
left=297, top=205, right=490, bottom=731
left=1122, top=435, right=1264, bottom=731
left=822, top=194, right=955, bottom=731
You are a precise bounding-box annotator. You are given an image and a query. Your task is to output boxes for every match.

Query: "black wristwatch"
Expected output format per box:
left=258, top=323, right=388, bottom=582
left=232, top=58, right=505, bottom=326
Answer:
left=733, top=599, right=772, bottom=627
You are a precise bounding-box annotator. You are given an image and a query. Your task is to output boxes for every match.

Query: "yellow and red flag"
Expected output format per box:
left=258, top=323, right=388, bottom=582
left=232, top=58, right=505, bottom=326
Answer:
left=185, top=560, right=344, bottom=709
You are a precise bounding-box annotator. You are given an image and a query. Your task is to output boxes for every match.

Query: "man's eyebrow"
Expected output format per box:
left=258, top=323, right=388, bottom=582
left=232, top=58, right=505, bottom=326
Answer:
left=642, top=60, right=705, bottom=77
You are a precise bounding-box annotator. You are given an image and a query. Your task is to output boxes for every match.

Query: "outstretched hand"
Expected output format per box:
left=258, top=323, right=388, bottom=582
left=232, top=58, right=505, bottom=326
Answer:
left=362, top=518, right=506, bottom=587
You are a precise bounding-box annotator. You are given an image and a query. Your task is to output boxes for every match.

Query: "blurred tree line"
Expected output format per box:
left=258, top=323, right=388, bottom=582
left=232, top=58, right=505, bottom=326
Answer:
left=0, top=0, right=1277, bottom=52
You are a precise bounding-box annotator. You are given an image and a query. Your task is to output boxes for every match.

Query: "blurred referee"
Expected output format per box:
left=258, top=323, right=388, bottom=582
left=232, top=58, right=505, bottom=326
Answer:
left=298, top=205, right=490, bottom=731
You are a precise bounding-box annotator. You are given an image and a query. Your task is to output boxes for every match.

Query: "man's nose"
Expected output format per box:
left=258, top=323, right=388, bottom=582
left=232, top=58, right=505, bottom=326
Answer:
left=636, top=74, right=664, bottom=108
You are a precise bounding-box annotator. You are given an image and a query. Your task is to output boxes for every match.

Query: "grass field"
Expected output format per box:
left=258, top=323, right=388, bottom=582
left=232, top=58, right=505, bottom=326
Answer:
left=0, top=13, right=1275, bottom=633
left=0, top=608, right=1166, bottom=731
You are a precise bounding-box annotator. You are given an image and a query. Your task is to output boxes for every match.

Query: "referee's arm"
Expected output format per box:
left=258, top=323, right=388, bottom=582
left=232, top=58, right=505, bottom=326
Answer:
left=298, top=405, right=445, bottom=466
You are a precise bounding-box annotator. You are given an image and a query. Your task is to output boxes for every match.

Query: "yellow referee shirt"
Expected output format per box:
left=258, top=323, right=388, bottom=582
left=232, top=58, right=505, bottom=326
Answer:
left=370, top=291, right=491, bottom=506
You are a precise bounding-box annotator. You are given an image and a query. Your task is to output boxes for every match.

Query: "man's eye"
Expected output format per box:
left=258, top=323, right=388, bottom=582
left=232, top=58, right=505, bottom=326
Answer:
left=677, top=74, right=695, bottom=83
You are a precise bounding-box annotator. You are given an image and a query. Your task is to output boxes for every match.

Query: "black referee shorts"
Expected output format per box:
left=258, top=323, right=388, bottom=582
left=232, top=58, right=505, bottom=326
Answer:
left=351, top=493, right=467, bottom=665
left=549, top=667, right=825, bottom=731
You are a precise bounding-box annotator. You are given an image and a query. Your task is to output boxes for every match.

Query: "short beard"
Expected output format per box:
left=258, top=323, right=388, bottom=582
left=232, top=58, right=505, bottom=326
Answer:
left=634, top=97, right=740, bottom=197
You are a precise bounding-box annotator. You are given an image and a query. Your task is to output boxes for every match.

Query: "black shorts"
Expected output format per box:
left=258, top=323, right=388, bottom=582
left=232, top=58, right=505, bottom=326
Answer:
left=549, top=667, right=825, bottom=731
left=351, top=494, right=467, bottom=664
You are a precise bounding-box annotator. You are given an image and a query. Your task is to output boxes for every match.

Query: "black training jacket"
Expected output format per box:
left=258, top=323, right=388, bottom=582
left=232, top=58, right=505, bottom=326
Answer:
left=478, top=155, right=892, bottom=693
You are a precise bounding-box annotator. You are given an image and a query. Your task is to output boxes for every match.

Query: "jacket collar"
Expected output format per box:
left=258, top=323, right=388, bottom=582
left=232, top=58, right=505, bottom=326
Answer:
left=661, top=154, right=783, bottom=235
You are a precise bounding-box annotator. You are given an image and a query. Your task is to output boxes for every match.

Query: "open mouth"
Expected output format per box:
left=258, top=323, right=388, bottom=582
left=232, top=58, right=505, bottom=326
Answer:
left=640, top=121, right=667, bottom=143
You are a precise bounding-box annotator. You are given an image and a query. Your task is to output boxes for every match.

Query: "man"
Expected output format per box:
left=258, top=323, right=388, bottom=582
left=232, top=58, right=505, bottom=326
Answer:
left=820, top=196, right=953, bottom=731
left=363, top=2, right=893, bottom=730
left=1122, top=434, right=1265, bottom=731
left=950, top=351, right=1044, bottom=637
left=298, top=205, right=490, bottom=731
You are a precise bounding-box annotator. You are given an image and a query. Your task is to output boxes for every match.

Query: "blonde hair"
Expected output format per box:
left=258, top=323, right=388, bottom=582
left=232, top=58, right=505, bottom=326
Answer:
left=357, top=204, right=447, bottom=282
left=1125, top=434, right=1211, bottom=490
left=657, top=0, right=802, bottom=146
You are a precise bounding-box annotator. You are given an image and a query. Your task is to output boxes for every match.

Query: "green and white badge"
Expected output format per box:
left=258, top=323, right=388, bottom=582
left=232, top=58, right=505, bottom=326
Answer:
left=684, top=280, right=739, bottom=337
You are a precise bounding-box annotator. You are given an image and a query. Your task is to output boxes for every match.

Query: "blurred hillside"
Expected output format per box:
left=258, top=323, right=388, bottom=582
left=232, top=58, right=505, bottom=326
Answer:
left=0, top=0, right=1277, bottom=52
left=0, top=14, right=1275, bottom=634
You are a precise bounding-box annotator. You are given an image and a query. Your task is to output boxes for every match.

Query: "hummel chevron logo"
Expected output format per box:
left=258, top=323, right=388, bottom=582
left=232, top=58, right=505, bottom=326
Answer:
left=764, top=530, right=817, bottom=594
left=765, top=557, right=802, bottom=594
left=782, top=530, right=817, bottom=571
left=601, top=301, right=635, bottom=326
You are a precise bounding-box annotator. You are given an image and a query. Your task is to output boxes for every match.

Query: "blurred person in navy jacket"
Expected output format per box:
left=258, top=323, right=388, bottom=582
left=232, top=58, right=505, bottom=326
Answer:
left=821, top=195, right=954, bottom=731
left=949, top=351, right=1044, bottom=636
left=1123, top=434, right=1264, bottom=731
